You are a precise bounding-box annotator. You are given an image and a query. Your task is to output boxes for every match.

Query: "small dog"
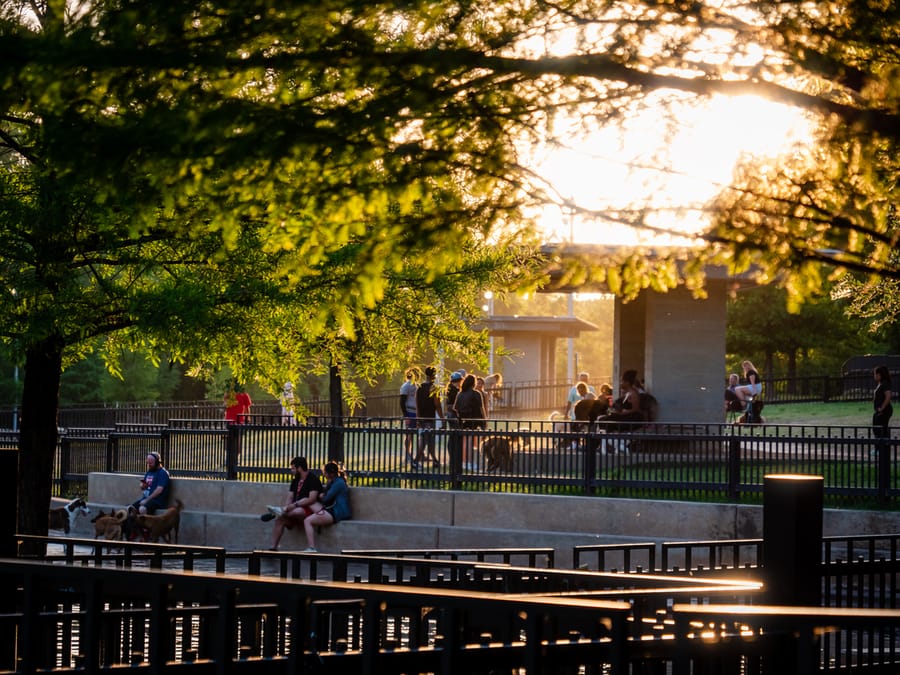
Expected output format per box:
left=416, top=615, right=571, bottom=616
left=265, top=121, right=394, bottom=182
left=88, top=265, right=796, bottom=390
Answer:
left=738, top=399, right=766, bottom=424
left=135, top=499, right=184, bottom=543
left=91, top=508, right=127, bottom=540
left=481, top=436, right=516, bottom=472
left=48, top=497, right=91, bottom=534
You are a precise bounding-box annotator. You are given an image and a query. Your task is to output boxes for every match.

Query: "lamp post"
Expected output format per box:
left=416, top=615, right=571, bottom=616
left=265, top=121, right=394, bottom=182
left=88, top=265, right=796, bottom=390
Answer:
left=565, top=201, right=575, bottom=384
left=483, top=291, right=495, bottom=374
left=9, top=288, right=17, bottom=432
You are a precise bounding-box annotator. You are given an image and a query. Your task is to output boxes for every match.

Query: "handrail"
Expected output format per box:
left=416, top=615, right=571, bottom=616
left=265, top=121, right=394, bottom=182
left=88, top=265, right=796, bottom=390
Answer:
left=16, top=534, right=228, bottom=572
left=339, top=546, right=556, bottom=568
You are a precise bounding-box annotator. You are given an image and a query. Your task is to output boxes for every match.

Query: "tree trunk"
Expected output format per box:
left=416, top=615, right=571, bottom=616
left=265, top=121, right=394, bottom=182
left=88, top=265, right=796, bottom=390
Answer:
left=328, top=363, right=344, bottom=463
left=17, top=335, right=64, bottom=556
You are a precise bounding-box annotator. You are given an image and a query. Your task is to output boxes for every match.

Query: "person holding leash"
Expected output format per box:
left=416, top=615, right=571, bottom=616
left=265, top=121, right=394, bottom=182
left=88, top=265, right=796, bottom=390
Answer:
left=131, top=452, right=171, bottom=515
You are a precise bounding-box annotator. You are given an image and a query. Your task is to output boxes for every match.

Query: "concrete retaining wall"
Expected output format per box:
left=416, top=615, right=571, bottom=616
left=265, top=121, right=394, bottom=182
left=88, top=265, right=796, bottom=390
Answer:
left=57, top=472, right=900, bottom=569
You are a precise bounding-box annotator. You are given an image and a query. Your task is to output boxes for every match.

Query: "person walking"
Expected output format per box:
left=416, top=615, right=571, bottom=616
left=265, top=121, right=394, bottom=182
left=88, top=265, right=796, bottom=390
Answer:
left=280, top=382, right=296, bottom=425
left=399, top=368, right=419, bottom=465
left=443, top=371, right=464, bottom=468
left=413, top=366, right=444, bottom=468
left=224, top=381, right=252, bottom=423
left=873, top=365, right=893, bottom=450
left=453, top=374, right=487, bottom=470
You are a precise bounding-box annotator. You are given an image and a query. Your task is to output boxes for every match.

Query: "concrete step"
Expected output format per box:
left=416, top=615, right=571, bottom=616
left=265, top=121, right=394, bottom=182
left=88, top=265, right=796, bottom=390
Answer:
left=53, top=472, right=900, bottom=569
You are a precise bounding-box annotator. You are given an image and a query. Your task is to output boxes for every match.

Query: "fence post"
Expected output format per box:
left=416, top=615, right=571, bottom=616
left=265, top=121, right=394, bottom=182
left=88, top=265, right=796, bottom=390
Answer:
left=106, top=433, right=117, bottom=473
left=59, top=435, right=72, bottom=495
left=582, top=441, right=596, bottom=495
left=763, top=474, right=823, bottom=606
left=225, top=424, right=240, bottom=480
left=727, top=431, right=740, bottom=501
left=877, top=436, right=890, bottom=507
left=447, top=428, right=462, bottom=490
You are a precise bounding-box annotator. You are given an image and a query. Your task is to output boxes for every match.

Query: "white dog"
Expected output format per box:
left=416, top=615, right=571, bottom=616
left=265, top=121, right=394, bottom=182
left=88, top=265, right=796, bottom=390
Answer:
left=48, top=497, right=91, bottom=534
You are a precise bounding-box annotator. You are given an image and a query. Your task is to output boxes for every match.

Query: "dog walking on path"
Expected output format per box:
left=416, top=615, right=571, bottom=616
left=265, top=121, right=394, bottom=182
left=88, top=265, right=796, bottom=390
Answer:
left=135, top=499, right=184, bottom=543
left=48, top=497, right=91, bottom=534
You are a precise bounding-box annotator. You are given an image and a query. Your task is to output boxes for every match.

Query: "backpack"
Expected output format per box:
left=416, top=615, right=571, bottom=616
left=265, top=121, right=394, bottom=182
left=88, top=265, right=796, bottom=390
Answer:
left=416, top=382, right=437, bottom=417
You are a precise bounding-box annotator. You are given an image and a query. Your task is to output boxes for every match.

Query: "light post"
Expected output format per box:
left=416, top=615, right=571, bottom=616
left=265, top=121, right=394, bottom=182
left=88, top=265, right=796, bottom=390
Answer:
left=483, top=291, right=495, bottom=374
left=565, top=201, right=576, bottom=384
left=9, top=288, right=17, bottom=432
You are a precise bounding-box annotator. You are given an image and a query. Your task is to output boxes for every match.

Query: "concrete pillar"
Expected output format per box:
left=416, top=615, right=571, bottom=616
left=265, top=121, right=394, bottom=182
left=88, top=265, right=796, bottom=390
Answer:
left=613, top=294, right=646, bottom=392
left=642, top=282, right=727, bottom=423
left=763, top=474, right=823, bottom=606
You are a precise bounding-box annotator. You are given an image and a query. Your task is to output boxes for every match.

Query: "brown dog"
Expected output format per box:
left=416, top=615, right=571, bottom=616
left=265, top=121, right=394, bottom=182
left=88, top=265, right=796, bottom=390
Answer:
left=92, top=508, right=127, bottom=540
left=135, top=500, right=184, bottom=543
left=481, top=436, right=516, bottom=473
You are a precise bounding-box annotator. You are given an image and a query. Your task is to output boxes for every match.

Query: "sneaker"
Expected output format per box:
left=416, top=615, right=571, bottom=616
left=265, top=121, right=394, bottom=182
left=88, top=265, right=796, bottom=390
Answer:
left=303, top=547, right=317, bottom=553
left=260, top=513, right=276, bottom=522
left=266, top=505, right=284, bottom=517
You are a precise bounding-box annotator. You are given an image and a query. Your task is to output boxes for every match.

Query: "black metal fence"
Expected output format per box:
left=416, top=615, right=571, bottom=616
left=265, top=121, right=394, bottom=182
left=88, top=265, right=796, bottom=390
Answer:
left=0, top=371, right=894, bottom=429
left=37, top=416, right=900, bottom=508
left=5, top=539, right=900, bottom=674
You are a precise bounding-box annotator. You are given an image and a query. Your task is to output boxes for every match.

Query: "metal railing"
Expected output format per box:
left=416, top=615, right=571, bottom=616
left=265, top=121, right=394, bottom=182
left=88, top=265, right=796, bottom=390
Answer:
left=4, top=549, right=900, bottom=674
left=0, top=370, right=894, bottom=430
left=30, top=416, right=900, bottom=507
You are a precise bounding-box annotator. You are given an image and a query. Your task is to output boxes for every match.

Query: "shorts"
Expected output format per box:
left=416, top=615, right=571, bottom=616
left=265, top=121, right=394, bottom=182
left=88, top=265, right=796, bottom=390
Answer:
left=403, top=412, right=417, bottom=429
left=282, top=505, right=314, bottom=528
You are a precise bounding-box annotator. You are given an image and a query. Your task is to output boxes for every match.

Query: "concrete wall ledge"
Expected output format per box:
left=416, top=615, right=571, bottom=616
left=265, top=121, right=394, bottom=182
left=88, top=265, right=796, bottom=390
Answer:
left=54, top=472, right=900, bottom=569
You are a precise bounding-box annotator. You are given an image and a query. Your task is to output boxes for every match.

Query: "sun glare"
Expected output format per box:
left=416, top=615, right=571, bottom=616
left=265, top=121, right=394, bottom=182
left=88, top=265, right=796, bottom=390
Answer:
left=531, top=92, right=814, bottom=247
left=513, top=9, right=816, bottom=248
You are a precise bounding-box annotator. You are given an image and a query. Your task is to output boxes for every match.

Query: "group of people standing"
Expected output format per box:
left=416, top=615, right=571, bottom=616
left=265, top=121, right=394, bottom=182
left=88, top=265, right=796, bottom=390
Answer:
left=400, top=366, right=503, bottom=470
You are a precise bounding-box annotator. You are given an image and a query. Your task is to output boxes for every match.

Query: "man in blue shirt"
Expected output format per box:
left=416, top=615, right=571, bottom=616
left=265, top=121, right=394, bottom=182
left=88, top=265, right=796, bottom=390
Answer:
left=132, top=452, right=171, bottom=515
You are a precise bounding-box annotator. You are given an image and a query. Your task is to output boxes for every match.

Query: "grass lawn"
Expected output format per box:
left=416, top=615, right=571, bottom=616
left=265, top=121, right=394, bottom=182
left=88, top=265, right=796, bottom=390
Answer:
left=762, top=401, right=873, bottom=426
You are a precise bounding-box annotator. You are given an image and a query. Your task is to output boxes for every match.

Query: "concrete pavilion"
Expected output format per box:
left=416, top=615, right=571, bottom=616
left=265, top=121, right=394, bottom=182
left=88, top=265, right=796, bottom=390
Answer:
left=482, top=245, right=744, bottom=424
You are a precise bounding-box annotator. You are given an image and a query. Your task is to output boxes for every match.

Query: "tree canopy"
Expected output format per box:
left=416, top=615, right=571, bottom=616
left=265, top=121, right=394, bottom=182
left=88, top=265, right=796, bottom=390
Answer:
left=3, top=0, right=900, bottom=540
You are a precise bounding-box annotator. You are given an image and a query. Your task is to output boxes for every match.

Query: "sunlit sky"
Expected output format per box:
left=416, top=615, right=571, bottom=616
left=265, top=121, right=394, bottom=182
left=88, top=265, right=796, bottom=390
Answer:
left=530, top=92, right=814, bottom=246
left=513, top=10, right=816, bottom=248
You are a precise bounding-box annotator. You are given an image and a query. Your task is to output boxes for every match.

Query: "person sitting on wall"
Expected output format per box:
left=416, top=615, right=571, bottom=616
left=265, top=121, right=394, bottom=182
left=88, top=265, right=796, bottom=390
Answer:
left=302, top=461, right=352, bottom=553
left=725, top=373, right=744, bottom=414
left=595, top=370, right=647, bottom=431
left=263, top=456, right=323, bottom=551
left=131, top=452, right=170, bottom=515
